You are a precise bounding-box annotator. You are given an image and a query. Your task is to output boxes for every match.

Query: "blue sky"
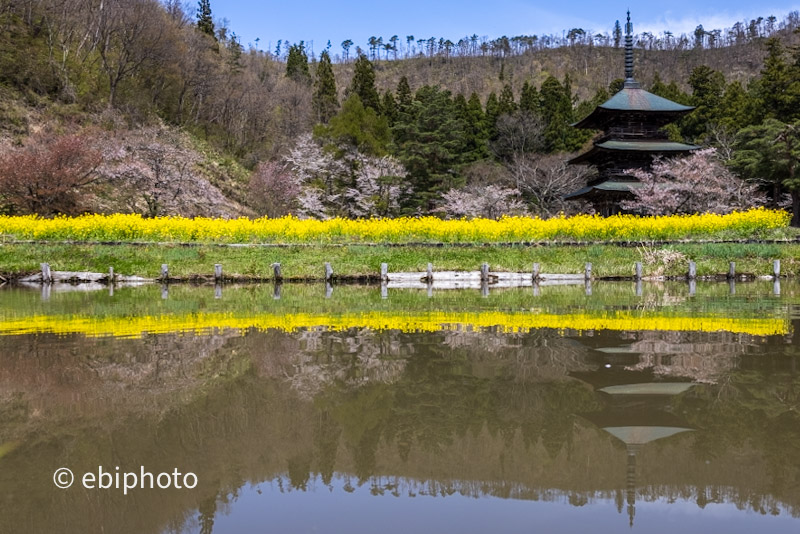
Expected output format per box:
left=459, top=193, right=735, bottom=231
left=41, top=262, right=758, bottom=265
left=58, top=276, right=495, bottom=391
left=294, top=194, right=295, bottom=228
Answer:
left=207, top=0, right=800, bottom=56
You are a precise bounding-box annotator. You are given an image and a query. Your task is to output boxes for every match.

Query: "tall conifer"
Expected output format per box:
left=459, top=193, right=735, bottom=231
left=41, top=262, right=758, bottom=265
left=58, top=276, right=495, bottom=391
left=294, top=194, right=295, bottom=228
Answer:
left=313, top=50, right=338, bottom=123
left=196, top=0, right=215, bottom=38
left=348, top=54, right=381, bottom=113
left=286, top=43, right=311, bottom=84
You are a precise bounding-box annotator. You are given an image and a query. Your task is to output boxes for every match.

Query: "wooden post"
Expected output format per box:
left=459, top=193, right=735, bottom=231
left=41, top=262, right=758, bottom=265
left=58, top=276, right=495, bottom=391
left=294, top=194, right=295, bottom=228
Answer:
left=729, top=278, right=736, bottom=295
left=533, top=282, right=540, bottom=297
left=635, top=279, right=642, bottom=297
left=774, top=278, right=781, bottom=296
left=325, top=262, right=333, bottom=282
left=272, top=262, right=282, bottom=282
left=728, top=262, right=735, bottom=280
left=532, top=263, right=540, bottom=282
left=689, top=279, right=696, bottom=296
left=214, top=264, right=223, bottom=283
left=161, top=264, right=169, bottom=282
left=380, top=263, right=388, bottom=299
left=481, top=280, right=489, bottom=298
left=40, top=263, right=51, bottom=284
left=426, top=262, right=433, bottom=283
left=634, top=262, right=642, bottom=281
left=688, top=261, right=696, bottom=280
left=585, top=262, right=592, bottom=281
left=773, top=259, right=781, bottom=279
left=108, top=266, right=115, bottom=285
left=481, top=263, right=489, bottom=282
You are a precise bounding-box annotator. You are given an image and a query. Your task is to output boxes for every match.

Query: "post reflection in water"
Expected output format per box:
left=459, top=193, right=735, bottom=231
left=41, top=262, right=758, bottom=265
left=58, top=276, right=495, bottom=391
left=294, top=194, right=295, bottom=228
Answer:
left=0, top=281, right=799, bottom=533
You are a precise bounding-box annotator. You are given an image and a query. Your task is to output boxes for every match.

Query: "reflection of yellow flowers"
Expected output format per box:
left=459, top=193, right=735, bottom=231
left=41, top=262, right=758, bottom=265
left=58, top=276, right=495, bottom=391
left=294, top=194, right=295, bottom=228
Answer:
left=0, top=311, right=786, bottom=338
left=0, top=208, right=788, bottom=243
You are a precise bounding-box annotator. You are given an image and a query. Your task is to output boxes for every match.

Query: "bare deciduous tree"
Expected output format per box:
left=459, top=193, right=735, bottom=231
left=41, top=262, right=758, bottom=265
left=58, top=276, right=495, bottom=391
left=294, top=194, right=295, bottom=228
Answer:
left=508, top=153, right=590, bottom=216
left=95, top=0, right=173, bottom=108
left=492, top=111, right=546, bottom=162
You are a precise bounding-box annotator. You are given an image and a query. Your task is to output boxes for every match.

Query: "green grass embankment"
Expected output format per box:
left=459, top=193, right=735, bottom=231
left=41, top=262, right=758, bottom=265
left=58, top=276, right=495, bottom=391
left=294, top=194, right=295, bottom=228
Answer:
left=1, top=242, right=799, bottom=281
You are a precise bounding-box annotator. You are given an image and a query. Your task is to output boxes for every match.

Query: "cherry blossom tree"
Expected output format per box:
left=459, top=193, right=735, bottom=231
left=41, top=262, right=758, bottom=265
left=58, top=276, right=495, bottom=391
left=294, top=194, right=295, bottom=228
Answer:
left=440, top=185, right=527, bottom=219
left=621, top=148, right=764, bottom=215
left=284, top=134, right=407, bottom=218
left=248, top=160, right=301, bottom=217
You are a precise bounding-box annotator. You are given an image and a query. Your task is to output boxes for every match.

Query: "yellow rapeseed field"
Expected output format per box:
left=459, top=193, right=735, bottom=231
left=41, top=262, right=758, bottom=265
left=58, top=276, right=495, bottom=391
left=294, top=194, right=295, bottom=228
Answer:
left=0, top=310, right=786, bottom=338
left=0, top=208, right=788, bottom=244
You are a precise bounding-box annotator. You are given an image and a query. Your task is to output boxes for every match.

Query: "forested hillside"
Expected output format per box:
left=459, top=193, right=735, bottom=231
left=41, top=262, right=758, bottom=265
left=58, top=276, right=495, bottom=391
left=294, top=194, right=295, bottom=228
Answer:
left=0, top=1, right=798, bottom=219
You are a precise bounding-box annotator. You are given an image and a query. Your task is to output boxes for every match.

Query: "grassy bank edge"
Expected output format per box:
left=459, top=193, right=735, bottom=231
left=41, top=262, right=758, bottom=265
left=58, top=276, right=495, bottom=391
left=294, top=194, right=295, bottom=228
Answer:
left=2, top=242, right=800, bottom=282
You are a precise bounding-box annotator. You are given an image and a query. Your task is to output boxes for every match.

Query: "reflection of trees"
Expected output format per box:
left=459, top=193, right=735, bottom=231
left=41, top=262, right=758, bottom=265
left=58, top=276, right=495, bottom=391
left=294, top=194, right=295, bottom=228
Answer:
left=2, top=326, right=800, bottom=532
left=625, top=332, right=743, bottom=384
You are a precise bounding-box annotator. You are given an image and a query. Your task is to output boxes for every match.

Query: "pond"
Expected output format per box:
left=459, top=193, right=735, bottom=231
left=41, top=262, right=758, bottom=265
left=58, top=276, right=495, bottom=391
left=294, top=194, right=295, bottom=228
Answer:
left=0, top=281, right=799, bottom=533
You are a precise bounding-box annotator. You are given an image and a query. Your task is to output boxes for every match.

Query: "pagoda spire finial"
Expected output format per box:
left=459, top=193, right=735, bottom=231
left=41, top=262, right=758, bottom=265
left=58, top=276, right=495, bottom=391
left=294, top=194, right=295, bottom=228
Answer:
left=623, top=10, right=640, bottom=88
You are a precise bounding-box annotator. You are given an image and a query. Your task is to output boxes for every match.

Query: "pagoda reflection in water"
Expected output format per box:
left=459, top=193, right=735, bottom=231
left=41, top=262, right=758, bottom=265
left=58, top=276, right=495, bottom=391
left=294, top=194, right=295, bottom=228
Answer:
left=573, top=342, right=697, bottom=527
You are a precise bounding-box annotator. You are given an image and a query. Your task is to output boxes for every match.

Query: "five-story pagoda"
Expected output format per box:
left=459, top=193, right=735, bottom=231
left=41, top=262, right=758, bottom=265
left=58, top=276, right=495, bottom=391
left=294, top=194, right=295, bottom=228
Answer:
left=565, top=12, right=698, bottom=215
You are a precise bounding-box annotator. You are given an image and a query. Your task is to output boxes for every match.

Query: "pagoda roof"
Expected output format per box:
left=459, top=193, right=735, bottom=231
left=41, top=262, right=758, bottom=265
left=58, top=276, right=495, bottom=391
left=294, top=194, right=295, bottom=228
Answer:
left=574, top=86, right=695, bottom=129
left=569, top=140, right=699, bottom=164
left=599, top=383, right=697, bottom=396
left=602, top=426, right=693, bottom=445
left=580, top=407, right=695, bottom=443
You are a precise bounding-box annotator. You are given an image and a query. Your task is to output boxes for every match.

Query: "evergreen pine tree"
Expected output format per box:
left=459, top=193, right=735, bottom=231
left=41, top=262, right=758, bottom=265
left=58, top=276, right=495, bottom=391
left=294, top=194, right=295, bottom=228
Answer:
left=396, top=76, right=413, bottom=113
left=382, top=90, right=398, bottom=126
left=453, top=93, right=488, bottom=162
left=760, top=38, right=798, bottom=120
left=314, top=94, right=390, bottom=156
left=391, top=77, right=414, bottom=146
left=464, top=92, right=489, bottom=160
left=312, top=50, right=338, bottom=123
left=498, top=84, right=517, bottom=116
left=286, top=43, right=311, bottom=84
left=485, top=92, right=500, bottom=139
left=540, top=76, right=574, bottom=152
left=732, top=118, right=800, bottom=222
left=682, top=65, right=726, bottom=142
left=348, top=54, right=381, bottom=113
left=613, top=20, right=622, bottom=48
left=519, top=81, right=540, bottom=115
left=716, top=81, right=756, bottom=128
left=393, top=86, right=468, bottom=212
left=196, top=0, right=215, bottom=38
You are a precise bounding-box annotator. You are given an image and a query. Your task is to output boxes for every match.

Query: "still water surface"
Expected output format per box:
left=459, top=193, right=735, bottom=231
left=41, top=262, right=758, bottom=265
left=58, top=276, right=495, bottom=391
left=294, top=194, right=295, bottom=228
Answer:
left=0, top=281, right=799, bottom=533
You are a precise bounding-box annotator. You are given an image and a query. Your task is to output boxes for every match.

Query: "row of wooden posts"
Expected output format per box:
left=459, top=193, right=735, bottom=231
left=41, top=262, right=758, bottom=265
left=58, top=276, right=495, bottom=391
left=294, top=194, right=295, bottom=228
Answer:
left=37, top=259, right=783, bottom=284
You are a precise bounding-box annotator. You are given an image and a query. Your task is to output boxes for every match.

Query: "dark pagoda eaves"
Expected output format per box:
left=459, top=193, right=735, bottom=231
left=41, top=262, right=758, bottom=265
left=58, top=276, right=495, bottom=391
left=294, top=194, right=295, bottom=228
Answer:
left=569, top=140, right=700, bottom=165
left=573, top=87, right=695, bottom=130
